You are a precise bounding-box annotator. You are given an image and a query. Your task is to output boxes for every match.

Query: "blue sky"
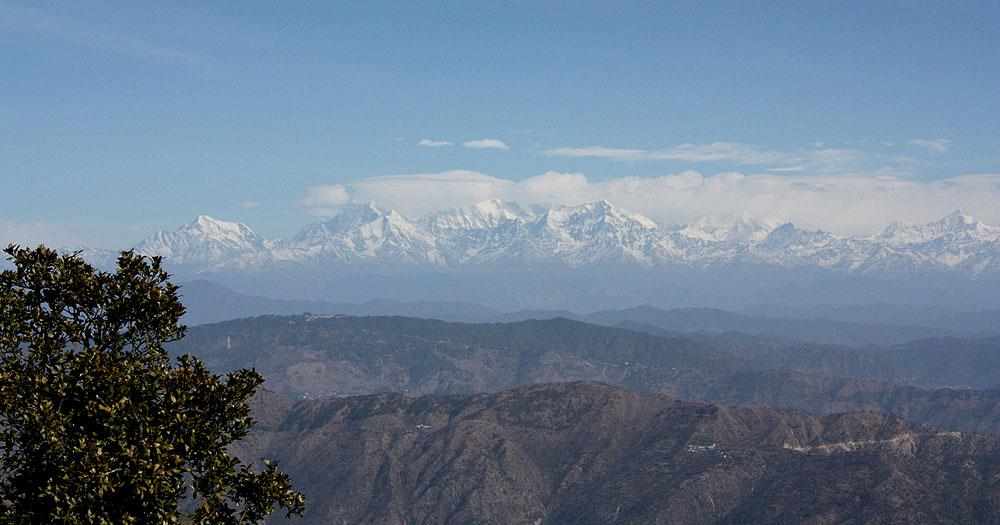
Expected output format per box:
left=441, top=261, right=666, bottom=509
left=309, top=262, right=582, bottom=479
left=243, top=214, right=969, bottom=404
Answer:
left=2, top=1, right=1000, bottom=246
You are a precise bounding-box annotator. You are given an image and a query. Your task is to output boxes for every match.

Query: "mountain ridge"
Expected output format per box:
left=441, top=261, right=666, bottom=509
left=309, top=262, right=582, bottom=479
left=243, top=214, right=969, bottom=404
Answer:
left=79, top=201, right=1000, bottom=279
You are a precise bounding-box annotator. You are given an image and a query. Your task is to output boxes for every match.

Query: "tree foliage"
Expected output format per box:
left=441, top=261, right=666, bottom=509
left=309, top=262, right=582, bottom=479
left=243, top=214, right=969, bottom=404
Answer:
left=0, top=245, right=304, bottom=524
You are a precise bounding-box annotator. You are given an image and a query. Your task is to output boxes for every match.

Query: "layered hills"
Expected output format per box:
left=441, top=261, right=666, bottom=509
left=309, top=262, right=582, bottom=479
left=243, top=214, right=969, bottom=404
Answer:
left=176, top=279, right=995, bottom=349
left=170, top=315, right=1000, bottom=435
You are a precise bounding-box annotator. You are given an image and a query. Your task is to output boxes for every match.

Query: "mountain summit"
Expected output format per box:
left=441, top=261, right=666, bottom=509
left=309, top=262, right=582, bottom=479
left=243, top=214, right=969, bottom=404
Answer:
left=119, top=203, right=1000, bottom=281
left=133, top=215, right=265, bottom=268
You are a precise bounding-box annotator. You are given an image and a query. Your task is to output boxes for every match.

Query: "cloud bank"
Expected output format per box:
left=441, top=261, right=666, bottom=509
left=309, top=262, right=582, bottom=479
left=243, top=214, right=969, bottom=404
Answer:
left=301, top=170, right=1000, bottom=236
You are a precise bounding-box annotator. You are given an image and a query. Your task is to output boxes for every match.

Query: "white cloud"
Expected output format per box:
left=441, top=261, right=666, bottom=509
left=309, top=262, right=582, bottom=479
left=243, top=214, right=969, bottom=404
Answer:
left=463, top=139, right=509, bottom=150
left=241, top=200, right=263, bottom=209
left=539, top=142, right=914, bottom=175
left=767, top=165, right=807, bottom=173
left=542, top=142, right=794, bottom=164
left=304, top=170, right=1000, bottom=235
left=910, top=138, right=952, bottom=154
left=299, top=185, right=351, bottom=216
left=418, top=139, right=453, bottom=147
left=349, top=171, right=511, bottom=216
left=542, top=146, right=647, bottom=161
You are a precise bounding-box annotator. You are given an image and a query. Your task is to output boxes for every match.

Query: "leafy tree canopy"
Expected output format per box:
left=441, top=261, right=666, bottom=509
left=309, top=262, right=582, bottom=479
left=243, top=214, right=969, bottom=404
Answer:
left=0, top=245, right=304, bottom=524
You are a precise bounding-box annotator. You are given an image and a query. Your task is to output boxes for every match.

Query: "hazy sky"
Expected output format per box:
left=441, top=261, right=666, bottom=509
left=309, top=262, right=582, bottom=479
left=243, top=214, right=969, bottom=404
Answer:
left=2, top=1, right=1000, bottom=247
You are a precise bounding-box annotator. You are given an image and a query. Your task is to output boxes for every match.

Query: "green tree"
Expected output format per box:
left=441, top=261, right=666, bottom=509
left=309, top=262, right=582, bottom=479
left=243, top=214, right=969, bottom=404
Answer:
left=0, top=245, right=304, bottom=524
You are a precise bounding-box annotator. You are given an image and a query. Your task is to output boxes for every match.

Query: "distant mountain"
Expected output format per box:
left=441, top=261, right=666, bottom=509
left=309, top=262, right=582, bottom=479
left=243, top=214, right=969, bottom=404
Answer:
left=172, top=280, right=979, bottom=345
left=176, top=279, right=502, bottom=326
left=238, top=382, right=1000, bottom=524
left=620, top=326, right=903, bottom=384
left=582, top=305, right=959, bottom=346
left=873, top=336, right=1000, bottom=390
left=626, top=328, right=1000, bottom=391
left=868, top=211, right=1000, bottom=275
left=280, top=202, right=444, bottom=269
left=170, top=315, right=1000, bottom=435
left=134, top=215, right=269, bottom=270
left=64, top=201, right=1000, bottom=310
left=677, top=212, right=782, bottom=242
left=130, top=203, right=1000, bottom=277
left=492, top=304, right=959, bottom=346
left=742, top=302, right=1000, bottom=335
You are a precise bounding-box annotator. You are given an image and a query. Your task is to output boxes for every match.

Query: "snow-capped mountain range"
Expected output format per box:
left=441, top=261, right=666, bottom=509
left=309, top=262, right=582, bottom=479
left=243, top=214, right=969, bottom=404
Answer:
left=99, top=200, right=1000, bottom=279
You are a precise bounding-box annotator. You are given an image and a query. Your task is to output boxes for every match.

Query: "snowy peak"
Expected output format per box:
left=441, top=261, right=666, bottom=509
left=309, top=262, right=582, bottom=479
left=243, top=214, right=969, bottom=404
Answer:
left=186, top=215, right=263, bottom=244
left=940, top=210, right=977, bottom=229
left=424, top=199, right=530, bottom=232
left=133, top=215, right=266, bottom=267
left=513, top=201, right=666, bottom=266
left=137, top=215, right=264, bottom=252
left=679, top=213, right=781, bottom=242
left=293, top=203, right=420, bottom=244
left=542, top=200, right=658, bottom=232
left=299, top=203, right=386, bottom=237
left=121, top=206, right=1000, bottom=278
left=879, top=211, right=1000, bottom=245
left=757, top=223, right=834, bottom=249
left=287, top=202, right=441, bottom=265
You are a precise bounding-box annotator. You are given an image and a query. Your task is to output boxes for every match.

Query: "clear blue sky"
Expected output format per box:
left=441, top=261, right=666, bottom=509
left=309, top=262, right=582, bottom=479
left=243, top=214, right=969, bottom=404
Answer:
left=2, top=1, right=999, bottom=246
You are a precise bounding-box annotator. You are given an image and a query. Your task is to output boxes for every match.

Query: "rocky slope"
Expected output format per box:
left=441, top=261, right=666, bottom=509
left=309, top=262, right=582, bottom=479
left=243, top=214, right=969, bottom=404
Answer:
left=237, top=382, right=1000, bottom=524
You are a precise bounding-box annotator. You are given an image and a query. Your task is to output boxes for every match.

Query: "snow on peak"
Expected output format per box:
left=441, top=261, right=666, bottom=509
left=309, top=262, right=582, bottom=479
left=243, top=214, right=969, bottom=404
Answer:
left=186, top=215, right=260, bottom=241
left=563, top=200, right=658, bottom=229
left=285, top=202, right=442, bottom=265
left=295, top=203, right=387, bottom=239
left=679, top=213, right=782, bottom=242
left=938, top=210, right=979, bottom=231
left=133, top=215, right=265, bottom=266
left=879, top=211, right=999, bottom=245
left=122, top=204, right=1000, bottom=277
left=425, top=199, right=530, bottom=231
